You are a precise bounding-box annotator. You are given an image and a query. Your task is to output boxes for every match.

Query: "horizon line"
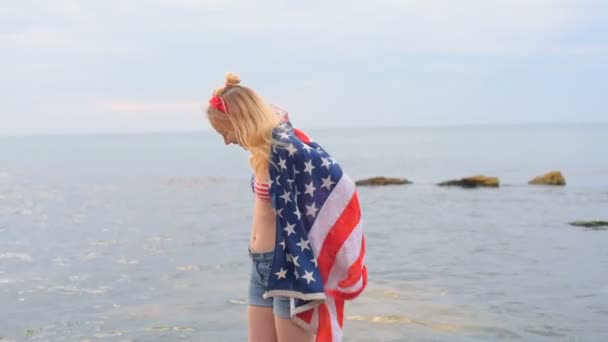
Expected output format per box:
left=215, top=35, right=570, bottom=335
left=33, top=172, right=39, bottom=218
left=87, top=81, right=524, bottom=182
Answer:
left=1, top=120, right=607, bottom=138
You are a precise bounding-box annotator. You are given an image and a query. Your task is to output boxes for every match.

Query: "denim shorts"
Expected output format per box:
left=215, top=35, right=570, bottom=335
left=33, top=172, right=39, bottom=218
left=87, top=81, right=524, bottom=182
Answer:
left=248, top=249, right=291, bottom=319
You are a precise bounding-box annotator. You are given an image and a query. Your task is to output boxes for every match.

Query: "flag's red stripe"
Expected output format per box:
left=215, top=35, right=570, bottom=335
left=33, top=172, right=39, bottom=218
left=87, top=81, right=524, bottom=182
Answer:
left=296, top=309, right=313, bottom=324
left=339, top=234, right=365, bottom=288
left=329, top=266, right=368, bottom=300
left=315, top=304, right=332, bottom=342
left=294, top=128, right=311, bottom=144
left=317, top=192, right=361, bottom=283
left=336, top=299, right=345, bottom=328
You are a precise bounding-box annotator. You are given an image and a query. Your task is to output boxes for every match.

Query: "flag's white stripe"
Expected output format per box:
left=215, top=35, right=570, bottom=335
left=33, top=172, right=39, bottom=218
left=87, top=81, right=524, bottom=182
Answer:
left=308, top=175, right=355, bottom=259
left=325, top=222, right=362, bottom=290
left=311, top=309, right=319, bottom=333
left=327, top=296, right=343, bottom=342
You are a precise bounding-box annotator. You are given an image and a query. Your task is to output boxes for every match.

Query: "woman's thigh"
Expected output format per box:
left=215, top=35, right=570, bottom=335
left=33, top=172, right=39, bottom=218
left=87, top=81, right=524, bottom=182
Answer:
left=274, top=315, right=314, bottom=342
left=248, top=252, right=277, bottom=342
left=248, top=306, right=277, bottom=342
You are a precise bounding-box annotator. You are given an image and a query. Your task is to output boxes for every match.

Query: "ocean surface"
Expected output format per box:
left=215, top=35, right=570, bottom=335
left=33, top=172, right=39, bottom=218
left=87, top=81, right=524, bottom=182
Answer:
left=1, top=124, right=607, bottom=341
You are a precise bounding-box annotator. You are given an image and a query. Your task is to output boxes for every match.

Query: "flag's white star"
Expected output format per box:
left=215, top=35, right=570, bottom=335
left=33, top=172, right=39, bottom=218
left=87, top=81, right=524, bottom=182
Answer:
left=306, top=203, right=318, bottom=217
left=304, top=181, right=316, bottom=196
left=294, top=167, right=300, bottom=175
left=286, top=253, right=293, bottom=263
left=283, top=223, right=296, bottom=236
left=292, top=255, right=300, bottom=267
left=296, top=237, right=311, bottom=252
left=275, top=267, right=287, bottom=279
left=280, top=190, right=292, bottom=204
left=279, top=239, right=286, bottom=250
left=275, top=208, right=283, bottom=218
left=302, top=270, right=316, bottom=284
left=302, top=143, right=312, bottom=153
left=294, top=269, right=300, bottom=279
left=321, top=157, right=332, bottom=170
left=285, top=143, right=297, bottom=156
left=279, top=131, right=290, bottom=140
left=310, top=258, right=318, bottom=267
left=278, top=157, right=287, bottom=170
left=303, top=160, right=315, bottom=175
left=321, top=176, right=335, bottom=190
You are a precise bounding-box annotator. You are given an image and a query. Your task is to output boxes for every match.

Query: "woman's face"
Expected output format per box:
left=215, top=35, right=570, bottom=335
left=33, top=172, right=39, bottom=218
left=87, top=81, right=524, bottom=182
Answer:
left=209, top=116, right=241, bottom=147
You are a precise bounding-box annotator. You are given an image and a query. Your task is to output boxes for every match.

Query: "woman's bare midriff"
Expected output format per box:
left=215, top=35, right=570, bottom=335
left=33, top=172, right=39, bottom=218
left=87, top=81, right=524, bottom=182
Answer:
left=249, top=197, right=277, bottom=253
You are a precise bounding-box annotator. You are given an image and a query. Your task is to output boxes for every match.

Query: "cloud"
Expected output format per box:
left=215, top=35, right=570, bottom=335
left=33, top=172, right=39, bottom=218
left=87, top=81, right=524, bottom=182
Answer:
left=148, top=0, right=596, bottom=56
left=99, top=100, right=202, bottom=115
left=43, top=0, right=83, bottom=16
left=4, top=1, right=600, bottom=58
left=0, top=28, right=71, bottom=48
left=0, top=97, right=208, bottom=135
left=0, top=0, right=606, bottom=134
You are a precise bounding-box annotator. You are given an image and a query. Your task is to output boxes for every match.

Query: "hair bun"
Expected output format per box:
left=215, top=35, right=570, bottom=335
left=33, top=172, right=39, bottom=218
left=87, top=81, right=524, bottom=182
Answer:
left=225, top=72, right=241, bottom=87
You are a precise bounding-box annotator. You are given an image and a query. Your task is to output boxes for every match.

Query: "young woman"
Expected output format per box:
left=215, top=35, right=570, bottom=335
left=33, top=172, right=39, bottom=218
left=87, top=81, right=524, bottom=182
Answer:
left=204, top=73, right=366, bottom=342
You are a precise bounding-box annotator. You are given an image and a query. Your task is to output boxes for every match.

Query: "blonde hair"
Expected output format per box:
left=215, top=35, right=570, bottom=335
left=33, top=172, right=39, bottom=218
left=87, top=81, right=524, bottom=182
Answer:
left=206, top=72, right=283, bottom=181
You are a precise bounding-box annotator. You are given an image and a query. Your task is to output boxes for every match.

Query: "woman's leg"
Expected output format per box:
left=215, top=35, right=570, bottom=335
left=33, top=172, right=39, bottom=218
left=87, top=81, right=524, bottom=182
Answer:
left=248, top=306, right=277, bottom=342
left=273, top=297, right=314, bottom=342
left=248, top=251, right=277, bottom=342
left=274, top=315, right=314, bottom=342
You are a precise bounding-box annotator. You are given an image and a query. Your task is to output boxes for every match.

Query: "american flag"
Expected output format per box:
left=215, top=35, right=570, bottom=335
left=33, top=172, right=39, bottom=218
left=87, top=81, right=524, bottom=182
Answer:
left=265, top=120, right=367, bottom=342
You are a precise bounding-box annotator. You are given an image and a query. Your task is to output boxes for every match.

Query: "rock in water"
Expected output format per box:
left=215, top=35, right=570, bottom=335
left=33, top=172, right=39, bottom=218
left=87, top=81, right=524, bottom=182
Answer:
left=569, top=221, right=608, bottom=230
left=529, top=171, right=566, bottom=186
left=355, top=177, right=412, bottom=186
left=437, top=175, right=499, bottom=188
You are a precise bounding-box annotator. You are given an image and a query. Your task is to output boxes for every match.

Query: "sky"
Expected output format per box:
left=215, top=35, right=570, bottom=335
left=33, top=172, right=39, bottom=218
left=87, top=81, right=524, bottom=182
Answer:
left=1, top=0, right=607, bottom=135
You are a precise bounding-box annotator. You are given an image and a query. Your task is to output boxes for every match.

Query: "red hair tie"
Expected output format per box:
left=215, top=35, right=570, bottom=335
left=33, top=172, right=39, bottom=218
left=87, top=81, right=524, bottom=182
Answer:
left=209, top=96, right=228, bottom=113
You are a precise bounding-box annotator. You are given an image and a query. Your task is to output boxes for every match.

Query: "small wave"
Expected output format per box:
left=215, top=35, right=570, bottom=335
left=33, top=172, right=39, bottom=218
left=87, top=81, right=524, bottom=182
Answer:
left=176, top=265, right=200, bottom=272
left=89, top=239, right=125, bottom=247
left=348, top=314, right=463, bottom=332
left=0, top=252, right=33, bottom=262
left=93, top=331, right=124, bottom=338
left=84, top=252, right=99, bottom=260
left=46, top=285, right=109, bottom=295
left=166, top=176, right=234, bottom=187
left=148, top=235, right=174, bottom=242
left=52, top=257, right=69, bottom=267
left=20, top=209, right=33, bottom=216
left=356, top=314, right=473, bottom=332
left=147, top=326, right=194, bottom=332
left=349, top=314, right=415, bottom=324
left=229, top=299, right=248, bottom=305
left=0, top=278, right=23, bottom=284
